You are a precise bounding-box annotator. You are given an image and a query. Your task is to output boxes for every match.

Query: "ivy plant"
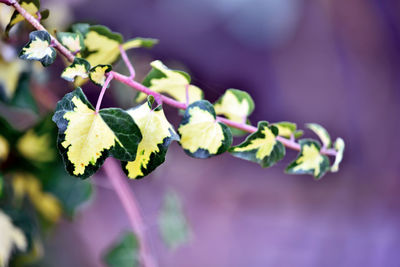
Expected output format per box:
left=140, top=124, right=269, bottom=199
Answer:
left=0, top=0, right=345, bottom=266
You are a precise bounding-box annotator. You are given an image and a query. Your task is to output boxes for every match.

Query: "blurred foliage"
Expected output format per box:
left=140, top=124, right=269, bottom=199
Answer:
left=103, top=232, right=139, bottom=267
left=158, top=190, right=191, bottom=250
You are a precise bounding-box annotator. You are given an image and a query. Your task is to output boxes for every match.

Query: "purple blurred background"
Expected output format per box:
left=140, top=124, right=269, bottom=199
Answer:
left=42, top=0, right=400, bottom=266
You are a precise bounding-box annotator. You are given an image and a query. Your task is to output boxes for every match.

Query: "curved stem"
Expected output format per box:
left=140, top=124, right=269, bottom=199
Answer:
left=7, top=1, right=337, bottom=157
left=119, top=45, right=136, bottom=79
left=95, top=73, right=114, bottom=113
left=103, top=159, right=157, bottom=267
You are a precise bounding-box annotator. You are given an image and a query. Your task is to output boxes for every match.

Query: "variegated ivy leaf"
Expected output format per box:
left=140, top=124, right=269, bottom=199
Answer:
left=306, top=123, right=331, bottom=148
left=122, top=96, right=179, bottom=179
left=52, top=88, right=142, bottom=178
left=61, top=57, right=91, bottom=82
left=136, top=60, right=203, bottom=104
left=0, top=135, right=9, bottom=163
left=273, top=121, right=303, bottom=139
left=0, top=210, right=27, bottom=267
left=89, top=64, right=112, bottom=86
left=214, top=89, right=255, bottom=123
left=214, top=88, right=255, bottom=136
left=331, top=137, right=345, bottom=172
left=13, top=173, right=62, bottom=222
left=16, top=129, right=56, bottom=163
left=19, top=31, right=56, bottom=67
left=122, top=37, right=159, bottom=50
left=178, top=100, right=232, bottom=158
left=82, top=25, right=123, bottom=66
left=5, top=0, right=49, bottom=35
left=286, top=139, right=330, bottom=179
left=56, top=32, right=84, bottom=53
left=229, top=121, right=285, bottom=168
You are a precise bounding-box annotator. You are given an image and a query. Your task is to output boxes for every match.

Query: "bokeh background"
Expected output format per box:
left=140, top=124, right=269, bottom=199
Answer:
left=39, top=0, right=400, bottom=266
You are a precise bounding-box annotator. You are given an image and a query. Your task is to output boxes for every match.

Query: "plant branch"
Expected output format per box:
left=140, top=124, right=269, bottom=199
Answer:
left=5, top=0, right=338, bottom=157
left=95, top=73, right=114, bottom=113
left=119, top=45, right=135, bottom=79
left=103, top=159, right=157, bottom=267
left=112, top=72, right=337, bottom=156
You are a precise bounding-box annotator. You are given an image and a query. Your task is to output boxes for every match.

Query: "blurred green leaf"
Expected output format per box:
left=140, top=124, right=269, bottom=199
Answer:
left=40, top=165, right=93, bottom=218
left=158, top=190, right=190, bottom=250
left=104, top=232, right=139, bottom=267
left=10, top=72, right=38, bottom=113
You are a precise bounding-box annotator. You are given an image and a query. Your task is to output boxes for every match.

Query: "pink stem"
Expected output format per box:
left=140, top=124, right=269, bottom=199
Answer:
left=95, top=73, right=114, bottom=113
left=9, top=1, right=335, bottom=157
left=113, top=72, right=337, bottom=156
left=103, top=159, right=157, bottom=267
left=119, top=45, right=136, bottom=79
left=185, top=84, right=189, bottom=105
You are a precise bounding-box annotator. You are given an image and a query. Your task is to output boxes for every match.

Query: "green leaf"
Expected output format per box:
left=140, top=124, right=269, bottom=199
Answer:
left=39, top=8, right=49, bottom=20
left=331, top=137, right=345, bottom=172
left=286, top=139, right=330, bottom=179
left=40, top=165, right=93, bottom=218
left=137, top=60, right=203, bottom=104
left=61, top=58, right=91, bottom=82
left=178, top=100, right=232, bottom=158
left=122, top=96, right=179, bottom=179
left=19, top=31, right=56, bottom=67
left=103, top=232, right=139, bottom=267
left=52, top=88, right=142, bottom=178
left=89, top=64, right=112, bottom=86
left=158, top=190, right=190, bottom=250
left=56, top=32, right=85, bottom=53
left=71, top=23, right=90, bottom=36
left=9, top=72, right=38, bottom=113
left=82, top=25, right=123, bottom=66
left=273, top=121, right=303, bottom=139
left=229, top=121, right=285, bottom=168
left=5, top=0, right=40, bottom=35
left=0, top=116, right=19, bottom=142
left=122, top=37, right=159, bottom=50
left=306, top=123, right=331, bottom=148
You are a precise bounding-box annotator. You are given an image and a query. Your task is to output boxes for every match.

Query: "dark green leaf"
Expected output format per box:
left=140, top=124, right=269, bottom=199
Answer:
left=104, top=232, right=139, bottom=267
